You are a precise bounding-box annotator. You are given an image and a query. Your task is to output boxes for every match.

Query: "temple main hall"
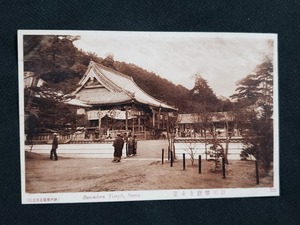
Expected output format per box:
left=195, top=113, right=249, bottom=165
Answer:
left=67, top=61, right=178, bottom=138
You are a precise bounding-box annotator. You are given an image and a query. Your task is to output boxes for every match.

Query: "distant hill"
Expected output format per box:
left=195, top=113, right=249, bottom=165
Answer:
left=24, top=35, right=228, bottom=113
left=113, top=60, right=191, bottom=111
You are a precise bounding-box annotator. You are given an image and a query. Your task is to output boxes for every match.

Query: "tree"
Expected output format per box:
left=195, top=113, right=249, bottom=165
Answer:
left=231, top=58, right=273, bottom=109
left=101, top=54, right=116, bottom=69
left=217, top=96, right=235, bottom=164
left=220, top=111, right=234, bottom=164
left=25, top=83, right=82, bottom=133
left=207, top=142, right=225, bottom=171
left=24, top=35, right=88, bottom=135
left=24, top=35, right=81, bottom=74
left=190, top=74, right=219, bottom=107
left=190, top=106, right=214, bottom=160
left=231, top=57, right=273, bottom=172
left=24, top=110, right=39, bottom=151
left=166, top=112, right=178, bottom=160
left=182, top=142, right=200, bottom=166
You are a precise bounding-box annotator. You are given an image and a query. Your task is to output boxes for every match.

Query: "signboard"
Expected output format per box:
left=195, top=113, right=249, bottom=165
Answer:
left=87, top=110, right=137, bottom=120
left=87, top=110, right=101, bottom=120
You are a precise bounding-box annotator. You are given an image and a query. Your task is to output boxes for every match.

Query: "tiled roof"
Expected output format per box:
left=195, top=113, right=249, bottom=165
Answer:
left=77, top=88, right=131, bottom=104
left=74, top=61, right=177, bottom=111
left=66, top=99, right=91, bottom=107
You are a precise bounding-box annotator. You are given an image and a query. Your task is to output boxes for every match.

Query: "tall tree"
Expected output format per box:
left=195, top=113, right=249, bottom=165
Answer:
left=189, top=74, right=220, bottom=112
left=231, top=57, right=273, bottom=172
left=24, top=35, right=85, bottom=134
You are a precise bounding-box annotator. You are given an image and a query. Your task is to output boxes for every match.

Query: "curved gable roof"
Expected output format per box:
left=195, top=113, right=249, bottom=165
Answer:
left=75, top=61, right=177, bottom=111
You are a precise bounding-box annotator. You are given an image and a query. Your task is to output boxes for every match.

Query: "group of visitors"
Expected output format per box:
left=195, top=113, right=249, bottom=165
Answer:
left=112, top=132, right=137, bottom=163
left=49, top=132, right=137, bottom=163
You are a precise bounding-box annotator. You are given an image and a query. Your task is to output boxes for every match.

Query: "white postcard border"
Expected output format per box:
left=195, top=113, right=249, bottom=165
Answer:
left=18, top=30, right=279, bottom=204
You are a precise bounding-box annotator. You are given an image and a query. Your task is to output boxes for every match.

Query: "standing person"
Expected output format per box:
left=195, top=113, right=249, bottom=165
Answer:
left=50, top=133, right=58, bottom=161
left=132, top=135, right=137, bottom=156
left=127, top=134, right=134, bottom=156
left=123, top=132, right=129, bottom=156
left=112, top=133, right=124, bottom=163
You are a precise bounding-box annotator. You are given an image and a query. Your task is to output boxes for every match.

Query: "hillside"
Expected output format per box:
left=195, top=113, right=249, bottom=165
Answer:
left=24, top=35, right=231, bottom=114
left=112, top=61, right=191, bottom=111
left=24, top=35, right=197, bottom=112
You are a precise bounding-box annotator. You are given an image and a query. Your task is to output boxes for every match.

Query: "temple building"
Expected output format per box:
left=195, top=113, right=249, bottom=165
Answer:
left=177, top=112, right=240, bottom=138
left=67, top=61, right=178, bottom=137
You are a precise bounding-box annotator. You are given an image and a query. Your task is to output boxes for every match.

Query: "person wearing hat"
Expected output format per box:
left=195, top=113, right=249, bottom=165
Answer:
left=112, top=133, right=124, bottom=163
left=50, top=133, right=59, bottom=160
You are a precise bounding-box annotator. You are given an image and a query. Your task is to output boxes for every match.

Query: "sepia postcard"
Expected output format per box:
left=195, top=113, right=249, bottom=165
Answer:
left=18, top=30, right=279, bottom=204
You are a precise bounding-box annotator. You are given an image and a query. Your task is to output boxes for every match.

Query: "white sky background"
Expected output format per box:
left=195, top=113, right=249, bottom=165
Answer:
left=74, top=32, right=274, bottom=98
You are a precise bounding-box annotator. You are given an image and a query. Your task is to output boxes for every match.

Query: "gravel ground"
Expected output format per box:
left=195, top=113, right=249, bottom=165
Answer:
left=25, top=151, right=273, bottom=193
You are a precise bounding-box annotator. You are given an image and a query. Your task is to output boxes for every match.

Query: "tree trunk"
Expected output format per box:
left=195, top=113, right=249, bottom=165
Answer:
left=224, top=120, right=229, bottom=164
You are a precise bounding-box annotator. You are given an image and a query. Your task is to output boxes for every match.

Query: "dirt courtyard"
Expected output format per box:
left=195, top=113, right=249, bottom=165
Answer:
left=25, top=151, right=273, bottom=193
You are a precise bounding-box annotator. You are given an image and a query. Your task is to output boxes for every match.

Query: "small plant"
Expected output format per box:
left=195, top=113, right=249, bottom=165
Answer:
left=240, top=150, right=249, bottom=160
left=183, top=142, right=199, bottom=166
left=207, top=143, right=224, bottom=170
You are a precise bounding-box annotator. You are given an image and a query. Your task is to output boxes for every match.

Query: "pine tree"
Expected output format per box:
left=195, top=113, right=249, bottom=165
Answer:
left=231, top=57, right=274, bottom=172
left=24, top=35, right=85, bottom=134
left=189, top=74, right=219, bottom=112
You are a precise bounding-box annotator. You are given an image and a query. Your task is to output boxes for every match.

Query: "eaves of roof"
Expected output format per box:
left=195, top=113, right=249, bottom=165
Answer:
left=75, top=61, right=178, bottom=111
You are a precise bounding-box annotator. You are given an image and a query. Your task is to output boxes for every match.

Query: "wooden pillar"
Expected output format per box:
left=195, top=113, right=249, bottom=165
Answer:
left=158, top=108, right=161, bottom=129
left=138, top=116, right=141, bottom=132
left=132, top=117, right=135, bottom=134
left=151, top=107, right=156, bottom=128
left=98, top=108, right=102, bottom=131
left=163, top=113, right=166, bottom=130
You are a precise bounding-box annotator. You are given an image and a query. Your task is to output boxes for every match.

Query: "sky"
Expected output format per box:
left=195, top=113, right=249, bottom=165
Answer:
left=73, top=32, right=275, bottom=98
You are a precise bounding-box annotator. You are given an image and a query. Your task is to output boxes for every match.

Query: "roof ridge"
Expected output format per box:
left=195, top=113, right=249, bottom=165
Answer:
left=93, top=61, right=177, bottom=110
left=92, top=63, right=124, bottom=92
left=75, top=61, right=177, bottom=111
left=94, top=62, right=133, bottom=80
left=92, top=62, right=135, bottom=100
left=73, top=63, right=93, bottom=94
